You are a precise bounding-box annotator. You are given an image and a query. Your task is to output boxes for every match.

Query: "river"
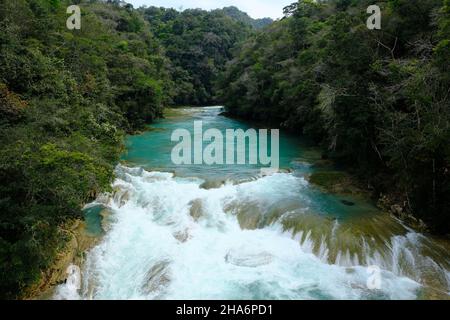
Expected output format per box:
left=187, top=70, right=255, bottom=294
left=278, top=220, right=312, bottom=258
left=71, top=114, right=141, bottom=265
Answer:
left=54, top=106, right=450, bottom=300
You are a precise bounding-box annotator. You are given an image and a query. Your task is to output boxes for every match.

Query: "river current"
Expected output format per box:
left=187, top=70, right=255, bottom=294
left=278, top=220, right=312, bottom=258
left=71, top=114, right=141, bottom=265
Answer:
left=54, top=107, right=450, bottom=300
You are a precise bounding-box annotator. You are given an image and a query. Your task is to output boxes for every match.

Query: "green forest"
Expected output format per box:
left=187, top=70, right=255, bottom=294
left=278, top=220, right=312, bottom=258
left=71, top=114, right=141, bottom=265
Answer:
left=217, top=0, right=450, bottom=236
left=0, top=0, right=255, bottom=298
left=0, top=0, right=449, bottom=299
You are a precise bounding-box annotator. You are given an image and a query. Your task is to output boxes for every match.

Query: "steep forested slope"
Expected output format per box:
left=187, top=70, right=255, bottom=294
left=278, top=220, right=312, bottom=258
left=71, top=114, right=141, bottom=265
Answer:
left=218, top=0, right=450, bottom=234
left=0, top=0, right=177, bottom=298
left=140, top=6, right=252, bottom=105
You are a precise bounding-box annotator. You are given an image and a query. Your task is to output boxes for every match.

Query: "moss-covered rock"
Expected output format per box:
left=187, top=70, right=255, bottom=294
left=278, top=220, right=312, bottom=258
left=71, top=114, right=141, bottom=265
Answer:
left=24, top=219, right=100, bottom=300
left=308, top=171, right=369, bottom=197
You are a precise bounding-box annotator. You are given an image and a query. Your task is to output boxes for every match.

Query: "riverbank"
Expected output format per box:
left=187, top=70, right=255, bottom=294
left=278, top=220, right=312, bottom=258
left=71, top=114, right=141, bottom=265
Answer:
left=224, top=110, right=442, bottom=236
left=22, top=218, right=100, bottom=300
left=23, top=108, right=186, bottom=299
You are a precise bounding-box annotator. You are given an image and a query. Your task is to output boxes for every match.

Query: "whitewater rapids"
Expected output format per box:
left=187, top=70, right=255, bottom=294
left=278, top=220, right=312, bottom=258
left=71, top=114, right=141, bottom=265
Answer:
left=52, top=165, right=450, bottom=300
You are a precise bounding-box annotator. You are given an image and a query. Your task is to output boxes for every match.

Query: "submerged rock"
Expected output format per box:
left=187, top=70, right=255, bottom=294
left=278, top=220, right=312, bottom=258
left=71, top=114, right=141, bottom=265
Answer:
left=173, top=229, right=190, bottom=243
left=225, top=250, right=273, bottom=268
left=141, top=261, right=171, bottom=296
left=200, top=179, right=225, bottom=189
left=341, top=200, right=355, bottom=206
left=189, top=199, right=204, bottom=221
left=308, top=171, right=367, bottom=196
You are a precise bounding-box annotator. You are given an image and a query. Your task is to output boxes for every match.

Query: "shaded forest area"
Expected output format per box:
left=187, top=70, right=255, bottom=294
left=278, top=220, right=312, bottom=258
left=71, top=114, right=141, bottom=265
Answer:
left=218, top=0, right=450, bottom=235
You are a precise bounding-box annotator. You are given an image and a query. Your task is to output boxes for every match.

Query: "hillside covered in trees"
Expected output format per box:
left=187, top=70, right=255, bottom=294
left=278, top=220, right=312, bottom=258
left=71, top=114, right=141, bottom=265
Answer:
left=218, top=0, right=450, bottom=234
left=218, top=6, right=273, bottom=29
left=0, top=0, right=259, bottom=298
left=140, top=6, right=252, bottom=105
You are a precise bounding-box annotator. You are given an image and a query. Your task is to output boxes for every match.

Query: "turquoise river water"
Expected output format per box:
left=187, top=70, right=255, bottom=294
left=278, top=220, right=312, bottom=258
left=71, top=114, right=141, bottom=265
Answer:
left=54, top=106, right=450, bottom=300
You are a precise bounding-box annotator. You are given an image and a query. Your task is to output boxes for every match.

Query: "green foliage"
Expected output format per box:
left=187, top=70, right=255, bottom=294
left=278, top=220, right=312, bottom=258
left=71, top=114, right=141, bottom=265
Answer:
left=140, top=6, right=252, bottom=105
left=217, top=6, right=273, bottom=29
left=0, top=0, right=173, bottom=298
left=0, top=83, right=28, bottom=125
left=218, top=0, right=450, bottom=233
left=0, top=0, right=262, bottom=298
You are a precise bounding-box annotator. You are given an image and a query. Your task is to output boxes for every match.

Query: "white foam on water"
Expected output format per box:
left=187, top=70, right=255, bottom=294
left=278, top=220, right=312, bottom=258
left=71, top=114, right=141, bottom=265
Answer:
left=54, top=165, right=449, bottom=300
left=54, top=265, right=81, bottom=300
